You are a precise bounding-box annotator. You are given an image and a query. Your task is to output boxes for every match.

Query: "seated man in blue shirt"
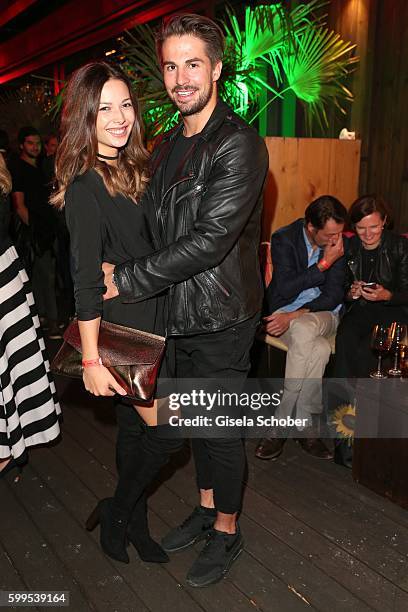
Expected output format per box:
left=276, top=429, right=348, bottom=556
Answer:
left=256, top=196, right=347, bottom=460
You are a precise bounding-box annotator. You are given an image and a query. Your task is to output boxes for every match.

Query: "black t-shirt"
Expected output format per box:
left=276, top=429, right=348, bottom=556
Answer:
left=361, top=246, right=380, bottom=284
left=11, top=157, right=55, bottom=248
left=11, top=158, right=48, bottom=214
left=164, top=132, right=201, bottom=190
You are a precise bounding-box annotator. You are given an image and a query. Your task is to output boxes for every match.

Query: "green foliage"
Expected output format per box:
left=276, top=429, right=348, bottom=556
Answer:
left=47, top=1, right=358, bottom=138
left=274, top=25, right=357, bottom=133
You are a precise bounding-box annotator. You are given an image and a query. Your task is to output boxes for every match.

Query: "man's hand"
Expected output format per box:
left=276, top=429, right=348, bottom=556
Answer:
left=102, top=262, right=119, bottom=300
left=321, top=234, right=344, bottom=267
left=263, top=312, right=293, bottom=336
left=361, top=283, right=392, bottom=302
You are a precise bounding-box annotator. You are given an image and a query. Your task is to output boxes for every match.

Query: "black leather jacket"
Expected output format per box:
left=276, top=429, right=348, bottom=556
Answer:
left=115, top=100, right=269, bottom=335
left=346, top=230, right=408, bottom=310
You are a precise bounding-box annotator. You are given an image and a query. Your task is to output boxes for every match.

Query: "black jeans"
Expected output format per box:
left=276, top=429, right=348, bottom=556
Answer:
left=170, top=313, right=260, bottom=514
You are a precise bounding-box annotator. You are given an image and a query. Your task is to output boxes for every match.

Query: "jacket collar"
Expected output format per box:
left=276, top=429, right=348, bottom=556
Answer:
left=293, top=218, right=322, bottom=264
left=160, top=99, right=233, bottom=143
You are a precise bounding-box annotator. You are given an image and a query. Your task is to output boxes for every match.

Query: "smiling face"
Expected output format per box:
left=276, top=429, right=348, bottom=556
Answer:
left=96, top=79, right=135, bottom=156
left=162, top=34, right=221, bottom=118
left=354, top=211, right=385, bottom=249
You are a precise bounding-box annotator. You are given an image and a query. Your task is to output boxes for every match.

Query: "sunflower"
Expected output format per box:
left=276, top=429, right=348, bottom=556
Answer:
left=332, top=403, right=356, bottom=439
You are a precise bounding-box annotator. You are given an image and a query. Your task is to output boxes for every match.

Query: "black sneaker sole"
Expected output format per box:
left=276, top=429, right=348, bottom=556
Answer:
left=186, top=540, right=244, bottom=588
left=162, top=529, right=211, bottom=553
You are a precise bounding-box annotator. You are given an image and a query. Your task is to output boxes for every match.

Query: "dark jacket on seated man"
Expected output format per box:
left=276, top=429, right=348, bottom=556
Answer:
left=265, top=218, right=346, bottom=314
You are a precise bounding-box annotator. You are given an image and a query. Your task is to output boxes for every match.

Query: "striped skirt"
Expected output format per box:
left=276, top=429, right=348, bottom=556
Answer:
left=0, top=243, right=61, bottom=461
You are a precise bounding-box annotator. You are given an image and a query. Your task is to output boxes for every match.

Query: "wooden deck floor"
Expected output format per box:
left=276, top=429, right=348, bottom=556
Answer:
left=2, top=376, right=408, bottom=612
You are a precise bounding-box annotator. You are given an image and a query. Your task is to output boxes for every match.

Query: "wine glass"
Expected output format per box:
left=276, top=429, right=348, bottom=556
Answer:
left=370, top=324, right=390, bottom=379
left=388, top=322, right=407, bottom=376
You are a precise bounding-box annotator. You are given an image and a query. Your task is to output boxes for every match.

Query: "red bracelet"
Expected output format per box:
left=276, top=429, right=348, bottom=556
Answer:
left=319, top=259, right=330, bottom=270
left=82, top=357, right=102, bottom=368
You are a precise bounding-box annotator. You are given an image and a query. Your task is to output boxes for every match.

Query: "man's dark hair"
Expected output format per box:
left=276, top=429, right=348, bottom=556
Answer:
left=18, top=126, right=40, bottom=145
left=304, top=195, right=347, bottom=230
left=348, top=194, right=390, bottom=226
left=156, top=13, right=225, bottom=67
left=44, top=133, right=59, bottom=145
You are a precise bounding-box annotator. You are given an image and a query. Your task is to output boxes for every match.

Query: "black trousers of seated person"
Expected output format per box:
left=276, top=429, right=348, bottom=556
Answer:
left=171, top=314, right=259, bottom=515
left=334, top=301, right=407, bottom=378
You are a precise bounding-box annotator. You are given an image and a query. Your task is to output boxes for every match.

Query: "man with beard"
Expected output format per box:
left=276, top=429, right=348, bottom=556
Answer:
left=103, top=14, right=268, bottom=587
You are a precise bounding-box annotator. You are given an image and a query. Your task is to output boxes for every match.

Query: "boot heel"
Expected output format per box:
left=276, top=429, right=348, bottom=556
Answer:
left=85, top=502, right=100, bottom=531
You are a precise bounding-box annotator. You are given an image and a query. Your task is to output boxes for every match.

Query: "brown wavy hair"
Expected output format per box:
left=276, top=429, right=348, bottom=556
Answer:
left=51, top=61, right=149, bottom=209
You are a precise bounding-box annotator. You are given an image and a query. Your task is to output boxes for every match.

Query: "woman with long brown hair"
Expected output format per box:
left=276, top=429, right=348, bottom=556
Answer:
left=52, top=61, right=182, bottom=564
left=1, top=140, right=60, bottom=479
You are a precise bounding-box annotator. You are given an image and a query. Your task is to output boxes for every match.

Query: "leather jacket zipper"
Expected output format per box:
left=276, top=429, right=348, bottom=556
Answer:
left=158, top=173, right=196, bottom=237
left=206, top=270, right=231, bottom=297
left=161, top=173, right=196, bottom=205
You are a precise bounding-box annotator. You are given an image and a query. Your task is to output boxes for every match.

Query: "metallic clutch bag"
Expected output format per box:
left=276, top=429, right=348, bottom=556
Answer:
left=51, top=319, right=166, bottom=404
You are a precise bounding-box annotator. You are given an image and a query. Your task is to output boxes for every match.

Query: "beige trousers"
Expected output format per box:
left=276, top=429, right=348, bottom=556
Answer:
left=274, top=311, right=339, bottom=425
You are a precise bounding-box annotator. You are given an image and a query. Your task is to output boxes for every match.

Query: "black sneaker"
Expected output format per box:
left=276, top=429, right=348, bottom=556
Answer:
left=161, top=506, right=216, bottom=552
left=186, top=527, right=244, bottom=588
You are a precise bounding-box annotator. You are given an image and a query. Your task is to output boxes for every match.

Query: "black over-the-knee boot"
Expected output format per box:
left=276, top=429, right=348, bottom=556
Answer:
left=86, top=419, right=183, bottom=564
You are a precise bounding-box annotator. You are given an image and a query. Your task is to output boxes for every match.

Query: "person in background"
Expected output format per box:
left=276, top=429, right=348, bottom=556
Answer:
left=334, top=195, right=408, bottom=377
left=0, top=146, right=61, bottom=479
left=330, top=196, right=408, bottom=468
left=11, top=126, right=61, bottom=339
left=256, top=196, right=347, bottom=461
left=42, top=131, right=74, bottom=323
left=44, top=133, right=59, bottom=158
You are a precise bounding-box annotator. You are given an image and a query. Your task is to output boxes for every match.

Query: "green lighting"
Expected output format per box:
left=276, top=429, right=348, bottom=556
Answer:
left=49, top=2, right=357, bottom=137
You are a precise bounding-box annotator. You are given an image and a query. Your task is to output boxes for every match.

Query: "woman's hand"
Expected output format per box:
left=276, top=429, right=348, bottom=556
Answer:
left=349, top=280, right=364, bottom=300
left=83, top=364, right=127, bottom=397
left=361, top=283, right=392, bottom=302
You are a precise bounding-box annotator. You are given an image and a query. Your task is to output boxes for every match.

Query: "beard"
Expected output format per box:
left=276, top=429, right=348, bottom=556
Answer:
left=25, top=150, right=40, bottom=159
left=172, top=81, right=214, bottom=117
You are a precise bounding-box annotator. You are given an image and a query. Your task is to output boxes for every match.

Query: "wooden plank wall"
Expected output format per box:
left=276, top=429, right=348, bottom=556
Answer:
left=365, top=0, right=408, bottom=232
left=262, top=137, right=361, bottom=241
left=327, top=0, right=408, bottom=232
left=327, top=0, right=378, bottom=196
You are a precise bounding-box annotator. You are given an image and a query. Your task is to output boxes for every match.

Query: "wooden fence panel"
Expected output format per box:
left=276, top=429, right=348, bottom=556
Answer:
left=262, top=137, right=361, bottom=241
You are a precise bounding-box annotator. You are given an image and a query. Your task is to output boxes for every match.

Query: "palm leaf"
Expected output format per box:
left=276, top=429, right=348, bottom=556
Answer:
left=279, top=25, right=358, bottom=131
left=44, top=1, right=358, bottom=138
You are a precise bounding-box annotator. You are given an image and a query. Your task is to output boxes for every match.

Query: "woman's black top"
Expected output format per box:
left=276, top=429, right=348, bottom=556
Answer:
left=65, top=170, right=164, bottom=335
left=361, top=246, right=380, bottom=285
